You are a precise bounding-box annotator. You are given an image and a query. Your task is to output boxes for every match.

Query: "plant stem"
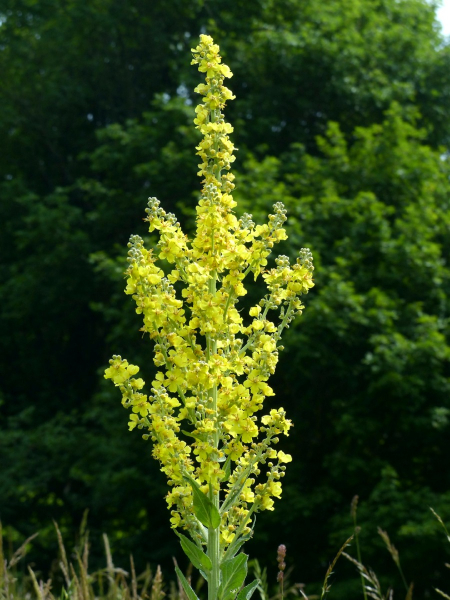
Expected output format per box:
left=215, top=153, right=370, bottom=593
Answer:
left=397, top=563, right=409, bottom=593
left=207, top=266, right=221, bottom=600
left=208, top=504, right=220, bottom=600
left=352, top=513, right=367, bottom=600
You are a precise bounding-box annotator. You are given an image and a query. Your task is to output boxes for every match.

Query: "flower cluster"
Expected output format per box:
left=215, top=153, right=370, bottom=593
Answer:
left=105, top=34, right=314, bottom=557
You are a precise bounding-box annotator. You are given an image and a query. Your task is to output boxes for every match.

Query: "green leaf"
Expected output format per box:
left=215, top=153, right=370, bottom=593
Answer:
left=219, top=553, right=248, bottom=600
left=175, top=531, right=212, bottom=573
left=175, top=565, right=200, bottom=600
left=182, top=430, right=204, bottom=442
left=236, top=580, right=259, bottom=600
left=221, top=455, right=232, bottom=482
left=223, top=534, right=251, bottom=561
left=183, top=474, right=220, bottom=529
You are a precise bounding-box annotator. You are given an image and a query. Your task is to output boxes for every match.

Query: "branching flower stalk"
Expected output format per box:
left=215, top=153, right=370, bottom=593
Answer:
left=105, top=35, right=314, bottom=600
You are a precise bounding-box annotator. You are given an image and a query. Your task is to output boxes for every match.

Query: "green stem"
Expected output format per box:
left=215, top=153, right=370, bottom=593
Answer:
left=352, top=514, right=367, bottom=600
left=207, top=267, right=220, bottom=600
left=206, top=98, right=226, bottom=600
left=277, top=300, right=293, bottom=338
left=222, top=287, right=234, bottom=320
left=397, top=563, right=409, bottom=593
left=208, top=501, right=220, bottom=600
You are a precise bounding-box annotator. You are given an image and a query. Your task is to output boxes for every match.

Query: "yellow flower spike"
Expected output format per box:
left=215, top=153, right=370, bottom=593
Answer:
left=105, top=35, right=314, bottom=600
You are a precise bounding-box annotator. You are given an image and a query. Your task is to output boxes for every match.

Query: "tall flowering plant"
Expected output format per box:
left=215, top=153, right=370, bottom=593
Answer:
left=105, top=35, right=314, bottom=600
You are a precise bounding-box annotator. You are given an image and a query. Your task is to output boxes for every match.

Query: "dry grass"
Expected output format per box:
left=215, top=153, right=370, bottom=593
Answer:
left=0, top=520, right=189, bottom=600
left=3, top=506, right=450, bottom=600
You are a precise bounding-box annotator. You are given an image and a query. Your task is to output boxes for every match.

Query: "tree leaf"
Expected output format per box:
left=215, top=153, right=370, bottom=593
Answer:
left=219, top=553, right=248, bottom=600
left=183, top=475, right=220, bottom=529
left=237, top=580, right=259, bottom=600
left=175, top=565, right=200, bottom=600
left=175, top=531, right=212, bottom=573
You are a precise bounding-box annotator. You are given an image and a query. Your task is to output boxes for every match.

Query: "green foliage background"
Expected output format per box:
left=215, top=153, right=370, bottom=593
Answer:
left=1, top=0, right=450, bottom=597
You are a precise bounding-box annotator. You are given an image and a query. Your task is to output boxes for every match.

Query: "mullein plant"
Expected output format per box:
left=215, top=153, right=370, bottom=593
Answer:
left=104, top=34, right=314, bottom=600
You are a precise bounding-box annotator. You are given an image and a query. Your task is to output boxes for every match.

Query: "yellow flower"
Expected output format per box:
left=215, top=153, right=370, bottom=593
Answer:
left=152, top=372, right=165, bottom=389
left=221, top=530, right=235, bottom=545
left=259, top=496, right=274, bottom=511
left=104, top=357, right=139, bottom=385
left=128, top=414, right=140, bottom=431
left=170, top=511, right=182, bottom=528
left=268, top=481, right=282, bottom=498
left=164, top=368, right=185, bottom=393
left=106, top=35, right=315, bottom=543
left=244, top=370, right=268, bottom=395
left=278, top=451, right=292, bottom=463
